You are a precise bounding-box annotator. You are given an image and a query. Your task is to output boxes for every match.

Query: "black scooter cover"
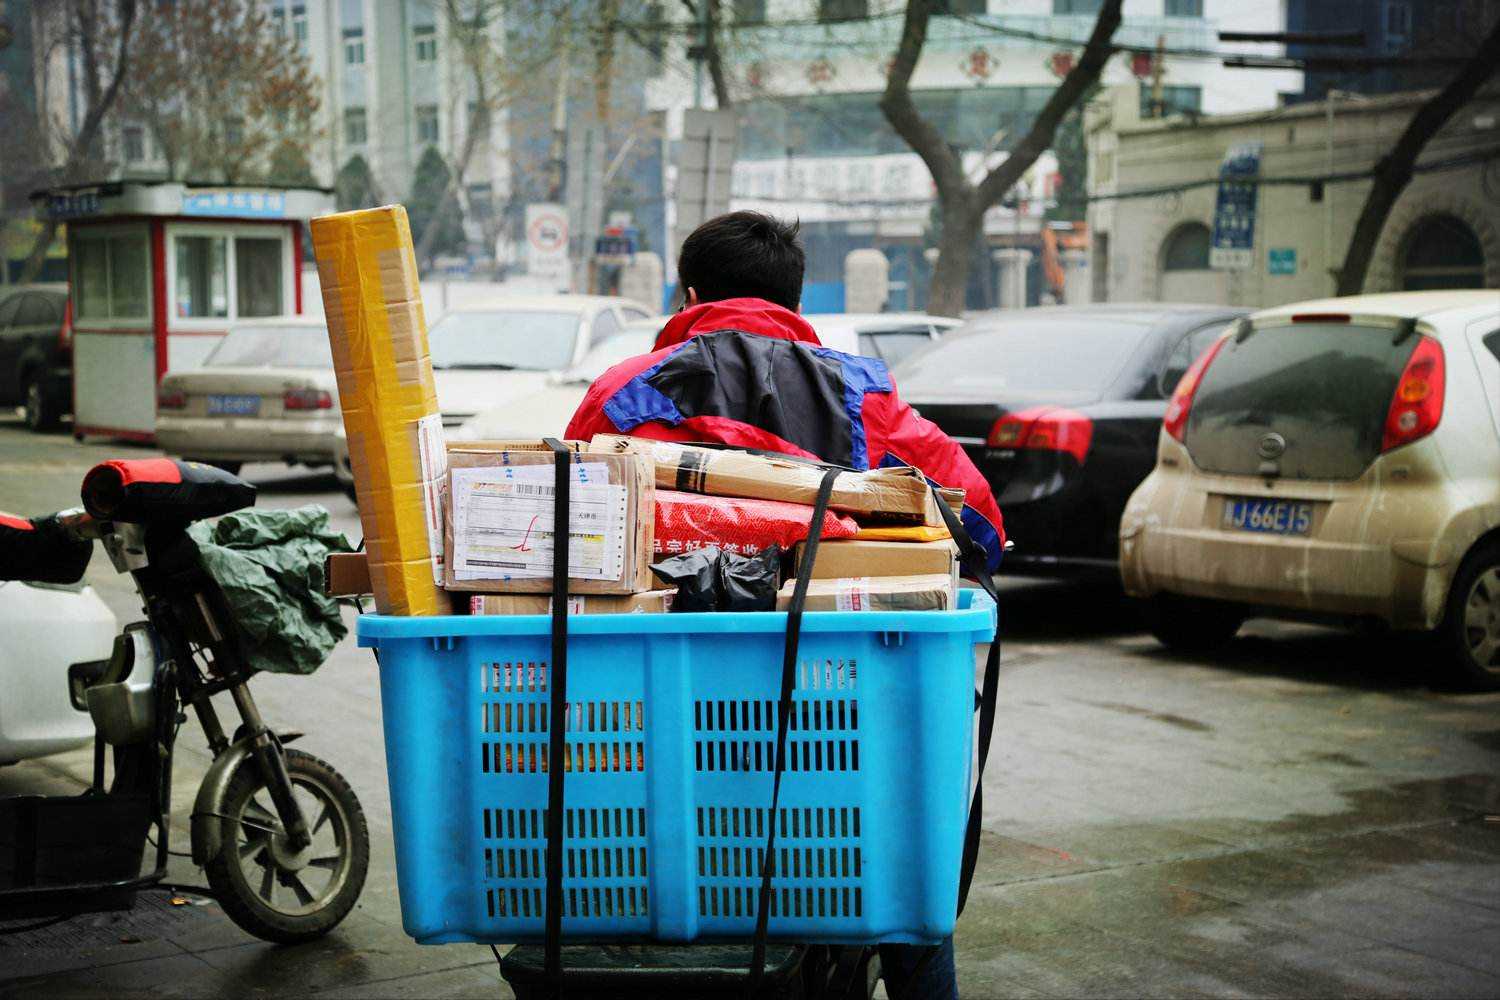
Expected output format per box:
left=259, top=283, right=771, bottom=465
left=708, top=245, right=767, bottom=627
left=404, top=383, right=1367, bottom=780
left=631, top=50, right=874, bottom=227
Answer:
left=81, top=459, right=256, bottom=524
left=0, top=512, right=92, bottom=584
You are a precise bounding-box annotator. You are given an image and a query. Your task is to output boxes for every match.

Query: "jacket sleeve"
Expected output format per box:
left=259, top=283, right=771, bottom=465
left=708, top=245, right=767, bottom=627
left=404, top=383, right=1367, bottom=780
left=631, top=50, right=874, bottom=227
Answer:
left=871, top=388, right=1006, bottom=573
left=564, top=377, right=621, bottom=441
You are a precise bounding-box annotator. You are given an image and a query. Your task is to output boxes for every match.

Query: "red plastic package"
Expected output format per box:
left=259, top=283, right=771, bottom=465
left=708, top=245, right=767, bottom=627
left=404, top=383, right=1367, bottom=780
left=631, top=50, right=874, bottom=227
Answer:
left=654, top=489, right=859, bottom=556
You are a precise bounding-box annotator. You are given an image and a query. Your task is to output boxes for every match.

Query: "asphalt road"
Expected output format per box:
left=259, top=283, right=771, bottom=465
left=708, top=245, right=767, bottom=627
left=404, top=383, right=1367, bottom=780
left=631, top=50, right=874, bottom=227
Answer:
left=2, top=415, right=1498, bottom=999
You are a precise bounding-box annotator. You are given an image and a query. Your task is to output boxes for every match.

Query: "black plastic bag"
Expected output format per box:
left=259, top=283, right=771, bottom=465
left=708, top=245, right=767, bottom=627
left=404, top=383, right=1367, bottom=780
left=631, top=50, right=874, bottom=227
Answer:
left=651, top=545, right=782, bottom=612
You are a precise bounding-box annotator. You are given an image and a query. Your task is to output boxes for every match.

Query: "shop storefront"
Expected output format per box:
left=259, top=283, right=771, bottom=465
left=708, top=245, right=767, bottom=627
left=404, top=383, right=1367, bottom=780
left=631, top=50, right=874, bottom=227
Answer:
left=31, top=181, right=333, bottom=440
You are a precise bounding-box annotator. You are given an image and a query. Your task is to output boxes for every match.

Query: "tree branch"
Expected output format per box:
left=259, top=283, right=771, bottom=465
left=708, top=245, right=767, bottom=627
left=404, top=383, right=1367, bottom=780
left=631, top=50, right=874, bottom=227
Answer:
left=1336, top=15, right=1500, bottom=294
left=878, top=0, right=964, bottom=198
left=974, top=0, right=1120, bottom=208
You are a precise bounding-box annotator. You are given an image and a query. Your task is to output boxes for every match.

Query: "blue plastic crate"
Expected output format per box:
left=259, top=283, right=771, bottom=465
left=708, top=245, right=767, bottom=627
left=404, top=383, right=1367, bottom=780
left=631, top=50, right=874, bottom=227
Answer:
left=358, top=589, right=995, bottom=946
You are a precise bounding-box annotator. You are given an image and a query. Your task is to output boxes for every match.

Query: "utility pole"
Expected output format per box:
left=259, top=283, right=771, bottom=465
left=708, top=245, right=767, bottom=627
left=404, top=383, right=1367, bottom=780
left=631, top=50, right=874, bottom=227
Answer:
left=547, top=52, right=570, bottom=202
left=692, top=0, right=709, bottom=108
left=1149, top=34, right=1166, bottom=117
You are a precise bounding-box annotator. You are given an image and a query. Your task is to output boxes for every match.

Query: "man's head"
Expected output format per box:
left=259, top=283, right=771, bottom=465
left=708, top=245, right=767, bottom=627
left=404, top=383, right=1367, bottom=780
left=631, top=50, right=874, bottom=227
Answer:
left=677, top=211, right=804, bottom=312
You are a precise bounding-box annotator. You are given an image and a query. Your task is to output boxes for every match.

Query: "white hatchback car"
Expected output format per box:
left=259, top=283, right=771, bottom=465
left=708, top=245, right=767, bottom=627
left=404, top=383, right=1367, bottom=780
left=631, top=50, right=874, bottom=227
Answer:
left=1120, top=291, right=1500, bottom=689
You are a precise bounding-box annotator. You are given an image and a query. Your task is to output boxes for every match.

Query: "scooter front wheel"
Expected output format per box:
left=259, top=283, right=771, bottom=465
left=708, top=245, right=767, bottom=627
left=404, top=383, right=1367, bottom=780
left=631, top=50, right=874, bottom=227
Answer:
left=204, top=748, right=370, bottom=943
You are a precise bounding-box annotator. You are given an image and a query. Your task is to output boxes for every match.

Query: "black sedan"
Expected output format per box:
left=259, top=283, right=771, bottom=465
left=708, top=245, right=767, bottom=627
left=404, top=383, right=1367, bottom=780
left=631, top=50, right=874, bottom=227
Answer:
left=896, top=304, right=1250, bottom=575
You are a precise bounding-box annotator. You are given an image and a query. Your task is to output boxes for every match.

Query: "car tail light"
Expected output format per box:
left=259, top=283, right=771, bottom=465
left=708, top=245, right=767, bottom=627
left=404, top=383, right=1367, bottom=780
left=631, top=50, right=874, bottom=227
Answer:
left=1163, top=335, right=1228, bottom=442
left=58, top=300, right=73, bottom=351
left=157, top=387, right=187, bottom=410
left=986, top=406, right=1093, bottom=463
left=1381, top=335, right=1444, bottom=452
left=283, top=388, right=332, bottom=410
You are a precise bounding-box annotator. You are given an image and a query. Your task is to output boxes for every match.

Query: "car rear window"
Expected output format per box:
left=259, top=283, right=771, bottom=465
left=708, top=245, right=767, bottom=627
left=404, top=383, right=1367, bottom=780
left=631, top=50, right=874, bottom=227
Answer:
left=428, top=310, right=580, bottom=371
left=207, top=327, right=334, bottom=368
left=1185, top=322, right=1417, bottom=480
left=896, top=319, right=1151, bottom=401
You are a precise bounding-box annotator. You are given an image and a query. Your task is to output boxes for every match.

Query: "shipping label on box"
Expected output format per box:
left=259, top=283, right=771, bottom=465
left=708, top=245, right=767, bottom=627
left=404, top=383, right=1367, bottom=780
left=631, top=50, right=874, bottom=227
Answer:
left=777, top=573, right=955, bottom=612
left=443, top=441, right=655, bottom=593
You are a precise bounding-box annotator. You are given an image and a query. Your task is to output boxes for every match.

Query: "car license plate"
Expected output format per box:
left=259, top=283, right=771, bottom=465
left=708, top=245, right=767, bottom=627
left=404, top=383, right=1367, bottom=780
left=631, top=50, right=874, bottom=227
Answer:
left=1223, top=497, right=1313, bottom=536
left=207, top=394, right=260, bottom=417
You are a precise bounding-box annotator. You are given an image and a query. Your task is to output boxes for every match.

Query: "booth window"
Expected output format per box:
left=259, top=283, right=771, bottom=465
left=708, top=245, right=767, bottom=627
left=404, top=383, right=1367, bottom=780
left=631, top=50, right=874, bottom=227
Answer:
left=413, top=23, right=437, bottom=61
left=175, top=236, right=230, bottom=318
left=73, top=231, right=149, bottom=321
left=236, top=238, right=284, bottom=317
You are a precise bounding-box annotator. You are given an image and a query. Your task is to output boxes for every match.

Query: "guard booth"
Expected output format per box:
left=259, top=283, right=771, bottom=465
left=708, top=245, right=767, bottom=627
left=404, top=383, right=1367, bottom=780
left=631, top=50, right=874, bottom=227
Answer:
left=32, top=181, right=333, bottom=441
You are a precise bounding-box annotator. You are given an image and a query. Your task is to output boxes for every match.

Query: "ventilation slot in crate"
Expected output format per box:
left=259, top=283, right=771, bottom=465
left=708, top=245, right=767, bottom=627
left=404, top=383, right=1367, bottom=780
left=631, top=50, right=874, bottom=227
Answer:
left=482, top=806, right=650, bottom=921
left=692, top=806, right=862, bottom=920
left=480, top=661, right=645, bottom=774
left=692, top=659, right=860, bottom=774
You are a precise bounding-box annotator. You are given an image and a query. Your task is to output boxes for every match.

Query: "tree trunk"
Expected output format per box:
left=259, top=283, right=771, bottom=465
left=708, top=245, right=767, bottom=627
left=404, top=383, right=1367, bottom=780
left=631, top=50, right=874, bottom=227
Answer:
left=704, top=0, right=731, bottom=109
left=929, top=197, right=979, bottom=318
left=879, top=0, right=1121, bottom=316
left=1335, top=17, right=1500, bottom=295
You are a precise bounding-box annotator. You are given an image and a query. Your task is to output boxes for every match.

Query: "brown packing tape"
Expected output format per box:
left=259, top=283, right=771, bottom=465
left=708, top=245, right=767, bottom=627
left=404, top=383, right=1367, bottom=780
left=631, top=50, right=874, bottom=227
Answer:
left=591, top=434, right=952, bottom=524
left=312, top=205, right=445, bottom=616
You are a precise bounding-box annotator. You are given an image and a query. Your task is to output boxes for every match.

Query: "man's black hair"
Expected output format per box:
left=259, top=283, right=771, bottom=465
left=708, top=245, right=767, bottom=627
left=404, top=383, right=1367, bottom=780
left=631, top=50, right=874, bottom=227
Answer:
left=677, top=211, right=804, bottom=312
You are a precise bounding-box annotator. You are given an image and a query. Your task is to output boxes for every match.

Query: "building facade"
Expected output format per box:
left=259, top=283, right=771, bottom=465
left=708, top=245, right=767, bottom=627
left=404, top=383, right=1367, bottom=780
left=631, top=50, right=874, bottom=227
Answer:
left=1085, top=83, right=1500, bottom=307
left=642, top=0, right=1301, bottom=310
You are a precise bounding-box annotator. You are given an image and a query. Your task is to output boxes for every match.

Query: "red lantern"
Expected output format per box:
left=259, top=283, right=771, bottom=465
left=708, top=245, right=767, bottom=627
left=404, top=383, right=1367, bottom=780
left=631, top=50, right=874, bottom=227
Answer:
left=961, top=48, right=996, bottom=82
left=746, top=61, right=769, bottom=90
left=1048, top=50, right=1075, bottom=78
left=1130, top=50, right=1155, bottom=79
left=806, top=58, right=835, bottom=86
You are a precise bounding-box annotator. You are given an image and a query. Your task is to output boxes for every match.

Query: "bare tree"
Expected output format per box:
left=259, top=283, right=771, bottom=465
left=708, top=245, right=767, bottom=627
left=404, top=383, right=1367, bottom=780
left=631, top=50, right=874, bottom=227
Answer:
left=120, top=0, right=320, bottom=184
left=17, top=0, right=139, bottom=284
left=880, top=0, right=1122, bottom=316
left=1335, top=14, right=1500, bottom=294
left=680, top=0, right=731, bottom=108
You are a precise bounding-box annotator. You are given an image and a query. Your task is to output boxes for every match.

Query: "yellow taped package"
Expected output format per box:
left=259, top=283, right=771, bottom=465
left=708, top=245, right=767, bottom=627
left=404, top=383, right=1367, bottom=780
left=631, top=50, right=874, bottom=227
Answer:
left=311, top=205, right=446, bottom=616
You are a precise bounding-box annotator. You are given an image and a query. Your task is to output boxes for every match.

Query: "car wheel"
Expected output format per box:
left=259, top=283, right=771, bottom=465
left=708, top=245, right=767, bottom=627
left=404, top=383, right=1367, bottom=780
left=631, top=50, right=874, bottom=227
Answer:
left=1438, top=540, right=1500, bottom=692
left=1142, top=594, right=1245, bottom=653
left=23, top=374, right=58, bottom=431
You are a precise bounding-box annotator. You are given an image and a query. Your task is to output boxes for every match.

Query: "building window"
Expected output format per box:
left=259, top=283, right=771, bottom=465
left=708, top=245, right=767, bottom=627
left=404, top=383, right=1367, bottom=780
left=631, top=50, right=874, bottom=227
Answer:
left=174, top=235, right=229, bottom=318
left=1140, top=84, right=1202, bottom=117
left=818, top=0, right=867, bottom=22
left=1164, top=0, right=1202, bottom=16
left=343, top=27, right=365, bottom=64
left=733, top=0, right=766, bottom=20
left=122, top=124, right=146, bottom=162
left=467, top=183, right=494, bottom=221
left=416, top=104, right=439, bottom=144
left=932, top=0, right=986, bottom=13
left=291, top=3, right=307, bottom=44
left=223, top=116, right=245, bottom=148
left=1161, top=222, right=1211, bottom=271
left=414, top=23, right=437, bottom=61
left=1385, top=1, right=1411, bottom=43
left=74, top=231, right=150, bottom=321
left=1401, top=215, right=1484, bottom=290
left=345, top=107, right=368, bottom=145
left=236, top=238, right=284, bottom=317
left=1053, top=0, right=1102, bottom=13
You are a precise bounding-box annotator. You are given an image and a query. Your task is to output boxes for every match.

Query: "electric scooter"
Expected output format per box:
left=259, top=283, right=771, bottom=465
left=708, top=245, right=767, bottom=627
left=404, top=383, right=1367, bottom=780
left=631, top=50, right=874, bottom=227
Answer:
left=0, top=460, right=369, bottom=943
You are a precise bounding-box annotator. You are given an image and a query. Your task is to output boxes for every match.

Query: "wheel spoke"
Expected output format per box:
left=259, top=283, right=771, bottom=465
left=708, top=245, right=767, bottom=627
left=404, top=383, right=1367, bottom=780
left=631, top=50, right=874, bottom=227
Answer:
left=243, top=798, right=280, bottom=835
left=307, top=853, right=343, bottom=871
left=239, top=838, right=269, bottom=864
left=1472, top=635, right=1500, bottom=670
left=258, top=861, right=276, bottom=903
left=310, top=801, right=332, bottom=836
left=283, top=873, right=316, bottom=906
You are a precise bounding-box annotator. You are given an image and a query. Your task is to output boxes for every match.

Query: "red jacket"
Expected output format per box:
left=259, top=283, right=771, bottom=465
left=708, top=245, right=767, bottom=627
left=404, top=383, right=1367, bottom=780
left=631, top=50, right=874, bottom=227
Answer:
left=565, top=298, right=1004, bottom=569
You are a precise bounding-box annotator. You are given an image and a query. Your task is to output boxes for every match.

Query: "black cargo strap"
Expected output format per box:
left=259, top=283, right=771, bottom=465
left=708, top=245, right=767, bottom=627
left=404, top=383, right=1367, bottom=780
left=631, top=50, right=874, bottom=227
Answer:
left=746, top=468, right=841, bottom=998
left=542, top=438, right=571, bottom=997
left=929, top=492, right=1002, bottom=917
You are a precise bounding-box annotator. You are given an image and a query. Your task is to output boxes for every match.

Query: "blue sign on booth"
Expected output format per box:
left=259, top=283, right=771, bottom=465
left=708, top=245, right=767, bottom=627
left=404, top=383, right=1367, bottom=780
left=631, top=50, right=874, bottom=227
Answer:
left=181, top=190, right=288, bottom=218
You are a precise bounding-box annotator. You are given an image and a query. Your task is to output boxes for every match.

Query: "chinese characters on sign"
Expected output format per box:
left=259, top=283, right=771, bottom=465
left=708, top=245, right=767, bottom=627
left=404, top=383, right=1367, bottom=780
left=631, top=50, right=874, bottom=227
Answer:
left=1210, top=142, right=1262, bottom=271
left=181, top=190, right=289, bottom=218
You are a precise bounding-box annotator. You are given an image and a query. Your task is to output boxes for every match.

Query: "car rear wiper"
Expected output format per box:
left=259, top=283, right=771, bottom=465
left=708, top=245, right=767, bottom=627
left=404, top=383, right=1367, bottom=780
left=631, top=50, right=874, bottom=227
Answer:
left=1231, top=317, right=1254, bottom=344
left=1392, top=317, right=1417, bottom=346
left=433, top=363, right=522, bottom=371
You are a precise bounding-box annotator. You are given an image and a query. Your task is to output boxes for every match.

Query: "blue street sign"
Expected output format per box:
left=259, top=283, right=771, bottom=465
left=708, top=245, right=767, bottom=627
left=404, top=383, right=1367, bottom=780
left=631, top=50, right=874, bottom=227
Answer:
left=1268, top=247, right=1296, bottom=275
left=1210, top=142, right=1262, bottom=271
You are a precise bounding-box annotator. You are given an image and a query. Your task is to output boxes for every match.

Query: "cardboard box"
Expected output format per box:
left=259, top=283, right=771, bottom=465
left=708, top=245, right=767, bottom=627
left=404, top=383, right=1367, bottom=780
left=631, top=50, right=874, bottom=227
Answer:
left=324, top=551, right=372, bottom=597
left=443, top=440, right=655, bottom=594
left=776, top=574, right=955, bottom=612
left=592, top=435, right=961, bottom=525
left=469, top=590, right=675, bottom=615
left=311, top=205, right=446, bottom=616
left=795, top=539, right=958, bottom=594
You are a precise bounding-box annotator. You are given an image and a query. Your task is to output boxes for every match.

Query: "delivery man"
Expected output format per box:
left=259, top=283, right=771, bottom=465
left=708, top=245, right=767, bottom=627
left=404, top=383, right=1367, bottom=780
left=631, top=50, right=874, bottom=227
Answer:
left=567, top=211, right=1003, bottom=999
